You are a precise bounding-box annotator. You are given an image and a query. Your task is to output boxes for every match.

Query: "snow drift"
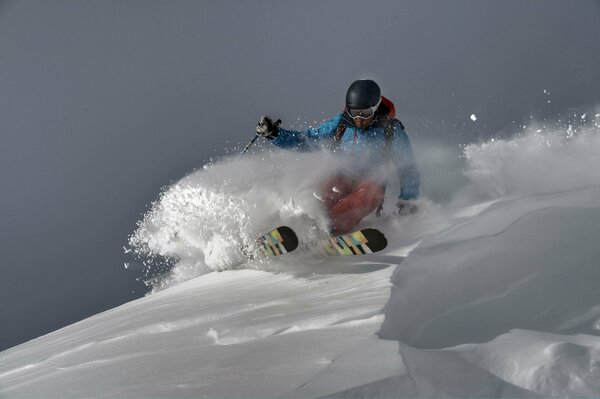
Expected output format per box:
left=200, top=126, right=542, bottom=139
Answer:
left=2, top=114, right=600, bottom=398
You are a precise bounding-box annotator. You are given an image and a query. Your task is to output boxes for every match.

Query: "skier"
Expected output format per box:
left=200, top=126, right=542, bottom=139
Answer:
left=256, top=79, right=420, bottom=234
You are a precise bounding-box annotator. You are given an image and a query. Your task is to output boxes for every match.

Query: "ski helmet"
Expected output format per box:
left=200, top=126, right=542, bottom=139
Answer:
left=345, top=79, right=381, bottom=109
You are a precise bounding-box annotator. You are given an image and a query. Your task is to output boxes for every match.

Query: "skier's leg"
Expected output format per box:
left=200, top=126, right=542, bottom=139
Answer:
left=320, top=175, right=355, bottom=210
left=329, top=181, right=385, bottom=234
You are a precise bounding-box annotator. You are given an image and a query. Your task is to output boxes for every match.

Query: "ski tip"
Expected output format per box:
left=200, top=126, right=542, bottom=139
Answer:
left=275, top=226, right=299, bottom=252
left=360, top=228, right=388, bottom=252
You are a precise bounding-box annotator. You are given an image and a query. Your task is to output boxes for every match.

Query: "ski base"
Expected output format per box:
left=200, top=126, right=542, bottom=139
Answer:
left=256, top=226, right=299, bottom=258
left=322, top=228, right=387, bottom=256
left=245, top=226, right=386, bottom=263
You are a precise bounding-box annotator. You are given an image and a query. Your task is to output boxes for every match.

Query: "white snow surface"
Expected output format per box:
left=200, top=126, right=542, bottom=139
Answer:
left=2, top=123, right=600, bottom=398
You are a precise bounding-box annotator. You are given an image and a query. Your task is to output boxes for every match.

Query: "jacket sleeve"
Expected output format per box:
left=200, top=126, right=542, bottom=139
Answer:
left=270, top=114, right=342, bottom=151
left=391, top=121, right=420, bottom=200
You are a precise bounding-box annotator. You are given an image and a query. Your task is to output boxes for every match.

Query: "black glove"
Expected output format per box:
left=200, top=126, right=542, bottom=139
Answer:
left=256, top=115, right=281, bottom=139
left=397, top=199, right=418, bottom=216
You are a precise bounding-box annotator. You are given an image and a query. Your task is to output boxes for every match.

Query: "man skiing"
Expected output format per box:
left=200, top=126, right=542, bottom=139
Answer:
left=256, top=79, right=420, bottom=235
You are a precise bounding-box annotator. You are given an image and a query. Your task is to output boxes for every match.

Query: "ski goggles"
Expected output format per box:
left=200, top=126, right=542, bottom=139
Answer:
left=347, top=97, right=381, bottom=120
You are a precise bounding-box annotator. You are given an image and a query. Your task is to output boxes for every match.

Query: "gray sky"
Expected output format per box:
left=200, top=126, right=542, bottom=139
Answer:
left=1, top=0, right=599, bottom=351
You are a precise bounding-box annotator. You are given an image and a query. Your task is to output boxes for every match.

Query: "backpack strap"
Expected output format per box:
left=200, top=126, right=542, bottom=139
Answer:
left=332, top=121, right=348, bottom=143
left=375, top=115, right=399, bottom=217
left=378, top=116, right=395, bottom=160
left=331, top=112, right=354, bottom=150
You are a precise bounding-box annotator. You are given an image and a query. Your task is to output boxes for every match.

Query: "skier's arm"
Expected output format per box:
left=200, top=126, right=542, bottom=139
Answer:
left=270, top=114, right=342, bottom=151
left=391, top=122, right=420, bottom=200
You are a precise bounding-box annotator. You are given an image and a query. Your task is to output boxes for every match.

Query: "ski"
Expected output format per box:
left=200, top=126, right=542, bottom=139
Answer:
left=255, top=226, right=299, bottom=258
left=321, top=228, right=387, bottom=256
left=244, top=226, right=385, bottom=262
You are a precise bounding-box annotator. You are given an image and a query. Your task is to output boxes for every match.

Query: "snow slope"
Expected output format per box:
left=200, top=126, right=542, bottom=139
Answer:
left=0, top=266, right=400, bottom=398
left=2, top=118, right=600, bottom=398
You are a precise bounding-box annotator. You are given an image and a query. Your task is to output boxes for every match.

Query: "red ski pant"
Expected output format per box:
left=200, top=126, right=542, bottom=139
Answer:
left=320, top=175, right=385, bottom=235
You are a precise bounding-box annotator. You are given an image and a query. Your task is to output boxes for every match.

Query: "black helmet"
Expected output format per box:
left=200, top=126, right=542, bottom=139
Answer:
left=345, top=79, right=381, bottom=109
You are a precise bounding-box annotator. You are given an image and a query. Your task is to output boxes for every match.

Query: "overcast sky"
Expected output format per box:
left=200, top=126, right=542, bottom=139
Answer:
left=1, top=0, right=599, bottom=351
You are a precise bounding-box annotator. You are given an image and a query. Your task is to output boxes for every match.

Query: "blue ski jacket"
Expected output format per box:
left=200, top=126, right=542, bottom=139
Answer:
left=271, top=113, right=420, bottom=200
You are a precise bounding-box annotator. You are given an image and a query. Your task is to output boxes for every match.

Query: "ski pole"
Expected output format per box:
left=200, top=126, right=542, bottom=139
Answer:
left=240, top=134, right=260, bottom=155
